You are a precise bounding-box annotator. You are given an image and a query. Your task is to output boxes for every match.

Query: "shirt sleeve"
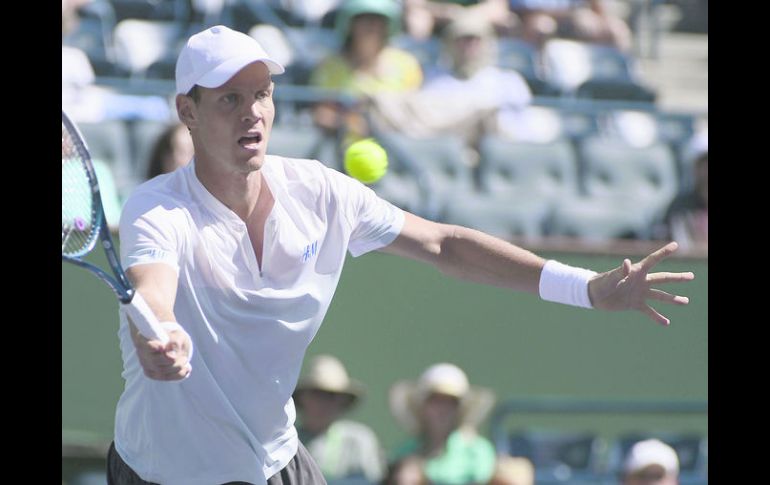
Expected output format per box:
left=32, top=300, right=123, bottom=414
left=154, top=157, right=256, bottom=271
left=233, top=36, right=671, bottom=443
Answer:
left=118, top=189, right=182, bottom=273
left=325, top=167, right=405, bottom=258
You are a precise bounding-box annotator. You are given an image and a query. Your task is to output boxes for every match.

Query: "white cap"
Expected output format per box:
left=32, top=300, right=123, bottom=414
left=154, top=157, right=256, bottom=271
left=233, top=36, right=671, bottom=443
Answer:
left=623, top=439, right=680, bottom=475
left=175, top=25, right=285, bottom=95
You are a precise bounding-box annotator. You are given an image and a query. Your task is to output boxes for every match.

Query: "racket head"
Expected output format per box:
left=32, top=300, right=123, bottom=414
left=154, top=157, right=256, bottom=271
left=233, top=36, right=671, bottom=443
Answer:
left=62, top=111, right=106, bottom=259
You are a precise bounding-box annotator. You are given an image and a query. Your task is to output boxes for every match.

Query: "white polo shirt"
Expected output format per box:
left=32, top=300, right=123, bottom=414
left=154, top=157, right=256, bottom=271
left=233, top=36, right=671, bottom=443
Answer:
left=114, top=156, right=404, bottom=485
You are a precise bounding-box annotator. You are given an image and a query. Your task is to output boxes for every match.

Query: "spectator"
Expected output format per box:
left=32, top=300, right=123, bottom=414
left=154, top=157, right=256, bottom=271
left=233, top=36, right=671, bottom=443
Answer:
left=509, top=0, right=632, bottom=51
left=420, top=15, right=533, bottom=166
left=423, top=15, right=531, bottom=107
left=404, top=0, right=519, bottom=39
left=389, top=363, right=497, bottom=484
left=294, top=354, right=386, bottom=482
left=367, top=15, right=533, bottom=174
left=621, top=439, right=680, bottom=485
left=146, top=123, right=195, bottom=180
left=655, top=130, right=707, bottom=249
left=310, top=0, right=423, bottom=139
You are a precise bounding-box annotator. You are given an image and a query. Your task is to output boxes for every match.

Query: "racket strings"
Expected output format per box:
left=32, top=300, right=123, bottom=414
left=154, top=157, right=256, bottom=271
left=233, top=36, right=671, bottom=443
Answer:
left=62, top=122, right=97, bottom=257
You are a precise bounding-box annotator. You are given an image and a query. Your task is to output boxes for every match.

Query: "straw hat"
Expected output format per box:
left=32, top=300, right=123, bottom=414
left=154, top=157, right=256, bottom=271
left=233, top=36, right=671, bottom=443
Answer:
left=389, top=363, right=496, bottom=434
left=294, top=355, right=365, bottom=409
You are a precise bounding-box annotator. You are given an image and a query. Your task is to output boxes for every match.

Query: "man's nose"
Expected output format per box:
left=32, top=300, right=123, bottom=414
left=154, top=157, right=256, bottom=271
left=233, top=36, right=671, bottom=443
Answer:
left=242, top=101, right=263, bottom=123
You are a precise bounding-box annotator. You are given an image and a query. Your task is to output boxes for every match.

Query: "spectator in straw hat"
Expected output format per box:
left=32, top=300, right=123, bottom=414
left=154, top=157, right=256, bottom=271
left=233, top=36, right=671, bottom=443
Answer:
left=294, top=354, right=386, bottom=481
left=388, top=362, right=497, bottom=484
left=621, top=439, right=680, bottom=485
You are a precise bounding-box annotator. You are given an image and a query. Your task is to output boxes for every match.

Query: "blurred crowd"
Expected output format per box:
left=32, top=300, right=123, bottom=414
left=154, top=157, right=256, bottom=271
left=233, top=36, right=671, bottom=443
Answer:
left=64, top=351, right=706, bottom=484
left=62, top=0, right=708, bottom=245
left=276, top=355, right=701, bottom=484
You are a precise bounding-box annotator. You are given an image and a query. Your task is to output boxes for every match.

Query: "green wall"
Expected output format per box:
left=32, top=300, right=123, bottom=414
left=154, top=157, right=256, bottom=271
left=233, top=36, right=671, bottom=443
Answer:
left=62, top=244, right=707, bottom=455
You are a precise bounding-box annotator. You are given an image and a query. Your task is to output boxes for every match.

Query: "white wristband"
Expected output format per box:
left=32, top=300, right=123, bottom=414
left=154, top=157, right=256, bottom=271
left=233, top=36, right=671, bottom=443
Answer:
left=538, top=260, right=597, bottom=309
left=160, top=321, right=194, bottom=379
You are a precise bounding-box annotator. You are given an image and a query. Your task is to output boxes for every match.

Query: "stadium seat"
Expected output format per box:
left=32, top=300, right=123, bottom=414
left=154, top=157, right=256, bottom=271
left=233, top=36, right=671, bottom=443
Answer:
left=129, top=119, right=173, bottom=181
left=558, top=105, right=603, bottom=142
left=497, top=38, right=556, bottom=95
left=281, top=26, right=341, bottom=84
left=578, top=136, right=678, bottom=225
left=478, top=135, right=579, bottom=206
left=549, top=194, right=652, bottom=240
left=110, top=0, right=189, bottom=22
left=369, top=170, right=424, bottom=216
left=542, top=39, right=656, bottom=102
left=267, top=123, right=340, bottom=170
left=496, top=105, right=566, bottom=143
left=112, top=19, right=184, bottom=78
left=78, top=120, right=136, bottom=199
left=375, top=132, right=475, bottom=221
left=249, top=24, right=295, bottom=70
left=62, top=12, right=118, bottom=77
left=656, top=112, right=696, bottom=148
left=444, top=193, right=551, bottom=240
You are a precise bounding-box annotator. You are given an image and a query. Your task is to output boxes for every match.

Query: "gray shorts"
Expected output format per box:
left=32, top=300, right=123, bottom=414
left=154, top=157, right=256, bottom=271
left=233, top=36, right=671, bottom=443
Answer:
left=107, top=440, right=327, bottom=485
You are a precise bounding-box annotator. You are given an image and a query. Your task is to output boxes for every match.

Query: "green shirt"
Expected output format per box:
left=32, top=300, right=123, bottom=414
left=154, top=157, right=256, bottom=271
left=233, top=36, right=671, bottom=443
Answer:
left=299, top=420, right=386, bottom=481
left=392, top=429, right=497, bottom=484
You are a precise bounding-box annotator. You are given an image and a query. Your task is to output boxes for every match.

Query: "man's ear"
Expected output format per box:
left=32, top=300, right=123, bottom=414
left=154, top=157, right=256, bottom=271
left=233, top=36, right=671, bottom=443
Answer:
left=176, top=94, right=197, bottom=129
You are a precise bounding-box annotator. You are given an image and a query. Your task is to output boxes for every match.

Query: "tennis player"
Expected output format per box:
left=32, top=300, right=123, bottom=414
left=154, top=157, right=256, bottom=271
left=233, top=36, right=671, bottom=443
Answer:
left=109, top=25, right=694, bottom=485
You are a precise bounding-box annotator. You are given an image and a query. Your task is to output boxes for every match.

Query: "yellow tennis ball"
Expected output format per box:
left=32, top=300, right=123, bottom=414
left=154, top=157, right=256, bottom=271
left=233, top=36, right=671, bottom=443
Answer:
left=344, top=138, right=388, bottom=184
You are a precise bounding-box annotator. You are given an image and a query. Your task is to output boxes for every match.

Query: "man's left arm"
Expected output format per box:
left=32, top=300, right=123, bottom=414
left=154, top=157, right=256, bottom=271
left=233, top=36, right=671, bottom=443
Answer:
left=380, top=212, right=694, bottom=325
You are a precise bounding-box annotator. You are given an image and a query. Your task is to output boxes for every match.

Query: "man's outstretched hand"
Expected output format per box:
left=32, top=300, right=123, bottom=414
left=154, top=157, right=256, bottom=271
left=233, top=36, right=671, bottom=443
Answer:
left=587, top=242, right=695, bottom=326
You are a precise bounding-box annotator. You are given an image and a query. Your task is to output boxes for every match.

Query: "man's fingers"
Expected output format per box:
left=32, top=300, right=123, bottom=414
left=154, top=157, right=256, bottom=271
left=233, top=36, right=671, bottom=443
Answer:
left=647, top=272, right=695, bottom=284
left=639, top=241, right=679, bottom=271
left=622, top=258, right=632, bottom=276
left=648, top=288, right=689, bottom=305
left=144, top=364, right=191, bottom=381
left=642, top=304, right=670, bottom=326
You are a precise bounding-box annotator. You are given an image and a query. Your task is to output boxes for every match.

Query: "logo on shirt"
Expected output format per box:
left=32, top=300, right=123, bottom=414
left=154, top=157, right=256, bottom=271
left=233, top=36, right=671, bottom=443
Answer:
left=301, top=241, right=318, bottom=263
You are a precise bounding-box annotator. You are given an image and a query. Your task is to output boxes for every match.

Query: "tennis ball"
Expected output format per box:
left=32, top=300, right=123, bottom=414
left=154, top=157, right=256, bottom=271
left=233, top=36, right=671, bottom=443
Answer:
left=344, top=138, right=388, bottom=184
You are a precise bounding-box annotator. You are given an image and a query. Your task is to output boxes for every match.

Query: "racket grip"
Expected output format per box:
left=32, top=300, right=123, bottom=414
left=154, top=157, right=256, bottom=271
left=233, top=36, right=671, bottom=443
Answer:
left=122, top=292, right=170, bottom=346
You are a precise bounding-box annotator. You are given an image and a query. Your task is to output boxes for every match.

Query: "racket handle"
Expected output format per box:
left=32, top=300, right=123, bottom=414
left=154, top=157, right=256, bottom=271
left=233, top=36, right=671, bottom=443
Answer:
left=122, top=292, right=170, bottom=346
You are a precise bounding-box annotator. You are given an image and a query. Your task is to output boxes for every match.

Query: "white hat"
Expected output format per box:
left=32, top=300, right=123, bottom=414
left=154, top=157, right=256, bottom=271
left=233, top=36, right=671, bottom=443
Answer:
left=623, top=439, right=680, bottom=475
left=175, top=25, right=285, bottom=95
left=389, top=363, right=496, bottom=434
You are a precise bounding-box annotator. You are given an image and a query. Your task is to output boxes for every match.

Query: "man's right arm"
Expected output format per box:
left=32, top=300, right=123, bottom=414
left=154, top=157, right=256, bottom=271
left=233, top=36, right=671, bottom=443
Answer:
left=125, top=263, right=192, bottom=381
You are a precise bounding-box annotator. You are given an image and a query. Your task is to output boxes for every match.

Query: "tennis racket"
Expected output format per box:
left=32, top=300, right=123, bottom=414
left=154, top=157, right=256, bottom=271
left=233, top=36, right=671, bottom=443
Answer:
left=62, top=111, right=169, bottom=345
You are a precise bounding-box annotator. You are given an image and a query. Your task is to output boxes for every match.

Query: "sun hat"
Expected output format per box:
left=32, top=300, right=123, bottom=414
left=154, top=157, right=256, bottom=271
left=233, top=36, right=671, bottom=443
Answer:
left=389, top=363, right=496, bottom=434
left=294, top=355, right=365, bottom=409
